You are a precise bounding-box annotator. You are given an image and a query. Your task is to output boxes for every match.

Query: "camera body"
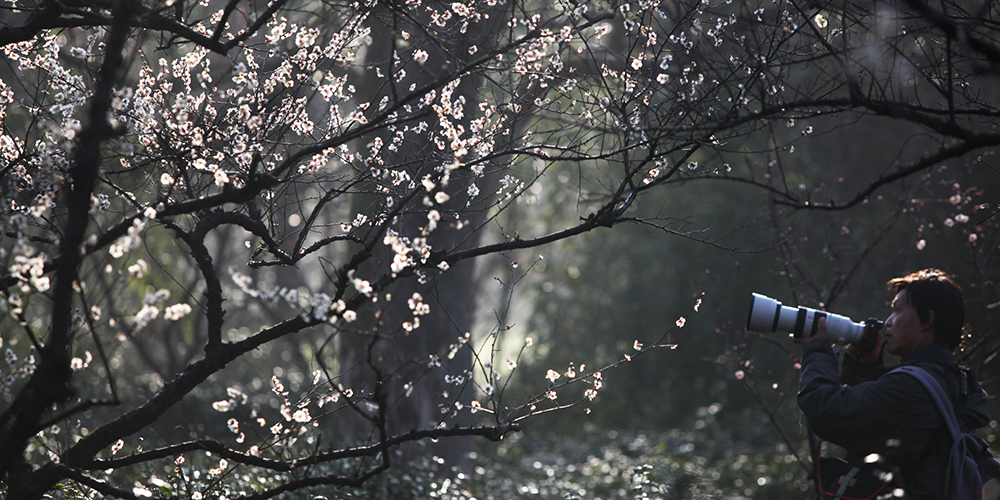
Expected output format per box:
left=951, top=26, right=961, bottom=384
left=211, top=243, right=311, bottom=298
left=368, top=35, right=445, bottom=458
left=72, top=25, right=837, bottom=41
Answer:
left=746, top=293, right=883, bottom=345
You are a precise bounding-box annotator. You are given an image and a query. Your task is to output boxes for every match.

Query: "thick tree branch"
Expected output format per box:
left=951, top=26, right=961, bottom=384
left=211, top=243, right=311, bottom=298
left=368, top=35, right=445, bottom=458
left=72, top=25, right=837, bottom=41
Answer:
left=774, top=134, right=1000, bottom=209
left=0, top=0, right=135, bottom=482
left=0, top=0, right=290, bottom=55
left=70, top=424, right=519, bottom=471
left=902, top=0, right=1000, bottom=73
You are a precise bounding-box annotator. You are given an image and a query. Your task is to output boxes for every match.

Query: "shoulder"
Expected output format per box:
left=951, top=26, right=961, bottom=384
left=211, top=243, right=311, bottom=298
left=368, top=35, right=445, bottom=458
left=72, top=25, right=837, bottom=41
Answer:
left=878, top=362, right=958, bottom=425
left=890, top=346, right=960, bottom=387
left=896, top=354, right=992, bottom=430
left=899, top=350, right=962, bottom=391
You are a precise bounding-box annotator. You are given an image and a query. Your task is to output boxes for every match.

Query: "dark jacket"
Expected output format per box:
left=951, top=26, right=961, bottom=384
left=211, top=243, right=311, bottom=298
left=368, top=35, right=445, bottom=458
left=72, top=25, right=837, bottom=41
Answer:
left=798, top=341, right=991, bottom=500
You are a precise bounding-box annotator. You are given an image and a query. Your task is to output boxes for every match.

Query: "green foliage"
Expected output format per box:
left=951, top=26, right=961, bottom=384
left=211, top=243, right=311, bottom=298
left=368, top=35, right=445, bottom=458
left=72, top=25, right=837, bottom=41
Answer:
left=456, top=425, right=808, bottom=500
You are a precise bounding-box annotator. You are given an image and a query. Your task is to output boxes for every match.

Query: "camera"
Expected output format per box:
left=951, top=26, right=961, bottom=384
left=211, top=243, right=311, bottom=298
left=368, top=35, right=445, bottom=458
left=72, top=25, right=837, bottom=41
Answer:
left=746, top=293, right=883, bottom=345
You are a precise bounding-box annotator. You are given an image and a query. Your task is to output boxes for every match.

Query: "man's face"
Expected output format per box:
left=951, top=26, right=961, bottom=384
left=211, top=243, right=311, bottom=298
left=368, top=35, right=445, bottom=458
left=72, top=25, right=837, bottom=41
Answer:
left=884, top=289, right=935, bottom=357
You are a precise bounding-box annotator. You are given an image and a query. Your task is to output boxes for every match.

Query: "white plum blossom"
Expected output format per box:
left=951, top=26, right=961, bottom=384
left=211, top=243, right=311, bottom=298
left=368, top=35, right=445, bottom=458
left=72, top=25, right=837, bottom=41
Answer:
left=132, top=304, right=159, bottom=332
left=163, top=303, right=192, bottom=320
left=128, top=259, right=149, bottom=277
left=212, top=400, right=234, bottom=412
left=213, top=168, right=229, bottom=186
left=292, top=408, right=311, bottom=422
left=349, top=270, right=373, bottom=296
left=109, top=218, right=145, bottom=258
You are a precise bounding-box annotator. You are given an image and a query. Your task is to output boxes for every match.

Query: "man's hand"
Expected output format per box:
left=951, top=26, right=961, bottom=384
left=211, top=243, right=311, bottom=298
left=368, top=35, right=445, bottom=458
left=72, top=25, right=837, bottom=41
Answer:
left=847, top=327, right=883, bottom=364
left=791, top=316, right=883, bottom=363
left=793, top=316, right=827, bottom=346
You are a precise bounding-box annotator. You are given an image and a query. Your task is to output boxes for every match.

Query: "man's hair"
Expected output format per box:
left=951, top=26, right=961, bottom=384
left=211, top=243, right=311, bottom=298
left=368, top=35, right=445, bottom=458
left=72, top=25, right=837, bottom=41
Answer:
left=886, top=268, right=965, bottom=350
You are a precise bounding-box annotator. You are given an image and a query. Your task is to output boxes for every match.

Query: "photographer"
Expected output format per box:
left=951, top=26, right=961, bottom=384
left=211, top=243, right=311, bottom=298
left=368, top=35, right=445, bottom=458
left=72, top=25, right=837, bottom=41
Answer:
left=794, top=269, right=991, bottom=499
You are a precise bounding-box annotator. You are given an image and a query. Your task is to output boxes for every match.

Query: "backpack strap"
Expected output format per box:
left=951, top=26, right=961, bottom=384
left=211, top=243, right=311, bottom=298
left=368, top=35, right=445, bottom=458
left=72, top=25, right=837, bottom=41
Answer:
left=888, top=365, right=962, bottom=441
left=889, top=366, right=1000, bottom=500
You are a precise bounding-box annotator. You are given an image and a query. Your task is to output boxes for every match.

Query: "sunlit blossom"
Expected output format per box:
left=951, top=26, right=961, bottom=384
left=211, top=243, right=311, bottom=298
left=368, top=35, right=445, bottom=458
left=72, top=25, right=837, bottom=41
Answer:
left=132, top=304, right=159, bottom=331
left=349, top=270, right=373, bottom=296
left=213, top=168, right=229, bottom=186
left=414, top=49, right=429, bottom=65
left=128, top=259, right=148, bottom=278
left=163, top=303, right=192, bottom=320
left=212, top=400, right=234, bottom=412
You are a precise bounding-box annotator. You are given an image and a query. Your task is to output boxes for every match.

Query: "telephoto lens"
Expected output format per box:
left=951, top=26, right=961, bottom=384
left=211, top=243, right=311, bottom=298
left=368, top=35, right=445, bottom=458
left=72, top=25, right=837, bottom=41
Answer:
left=746, top=293, right=880, bottom=345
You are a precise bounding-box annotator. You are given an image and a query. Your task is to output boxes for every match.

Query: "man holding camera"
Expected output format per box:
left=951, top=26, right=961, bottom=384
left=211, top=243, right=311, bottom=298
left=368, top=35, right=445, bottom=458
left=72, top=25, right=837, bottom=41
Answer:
left=794, top=269, right=992, bottom=499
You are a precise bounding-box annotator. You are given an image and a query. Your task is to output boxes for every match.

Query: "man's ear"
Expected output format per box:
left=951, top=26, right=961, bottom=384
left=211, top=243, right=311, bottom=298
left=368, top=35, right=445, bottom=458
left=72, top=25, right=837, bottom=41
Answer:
left=923, top=309, right=936, bottom=331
